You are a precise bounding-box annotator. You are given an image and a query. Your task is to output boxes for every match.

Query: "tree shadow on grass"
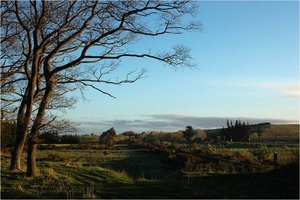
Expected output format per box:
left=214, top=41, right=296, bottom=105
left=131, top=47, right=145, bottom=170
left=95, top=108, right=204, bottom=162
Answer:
left=2, top=152, right=298, bottom=199
left=102, top=164, right=299, bottom=199
left=101, top=150, right=178, bottom=180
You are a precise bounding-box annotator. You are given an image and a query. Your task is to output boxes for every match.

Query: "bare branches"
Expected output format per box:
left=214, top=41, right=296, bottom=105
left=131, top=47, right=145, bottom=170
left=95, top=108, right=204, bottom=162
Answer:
left=2, top=0, right=200, bottom=175
left=14, top=1, right=30, bottom=31
left=84, top=46, right=194, bottom=69
left=39, top=119, right=78, bottom=134
left=57, top=66, right=146, bottom=98
left=1, top=0, right=199, bottom=119
left=46, top=1, right=200, bottom=74
left=1, top=0, right=199, bottom=123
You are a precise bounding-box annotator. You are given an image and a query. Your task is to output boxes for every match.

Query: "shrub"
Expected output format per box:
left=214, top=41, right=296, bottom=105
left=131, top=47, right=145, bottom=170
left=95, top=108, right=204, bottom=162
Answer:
left=231, top=150, right=258, bottom=165
left=99, top=128, right=116, bottom=149
left=191, top=129, right=207, bottom=143
left=206, top=144, right=217, bottom=154
left=256, top=145, right=271, bottom=162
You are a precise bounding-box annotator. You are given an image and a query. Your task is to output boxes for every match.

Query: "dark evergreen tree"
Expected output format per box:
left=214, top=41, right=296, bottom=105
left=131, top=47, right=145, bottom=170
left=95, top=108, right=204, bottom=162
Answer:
left=183, top=126, right=196, bottom=143
left=222, top=120, right=250, bottom=142
left=227, top=119, right=230, bottom=128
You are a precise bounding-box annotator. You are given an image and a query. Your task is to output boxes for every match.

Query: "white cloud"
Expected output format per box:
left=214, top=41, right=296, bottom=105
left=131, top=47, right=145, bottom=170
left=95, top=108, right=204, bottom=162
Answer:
left=254, top=82, right=299, bottom=98
left=228, top=81, right=300, bottom=98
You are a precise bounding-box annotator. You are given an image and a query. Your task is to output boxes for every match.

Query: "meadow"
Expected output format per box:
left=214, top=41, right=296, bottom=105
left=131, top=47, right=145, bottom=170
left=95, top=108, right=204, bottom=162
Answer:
left=1, top=140, right=299, bottom=199
left=1, top=143, right=299, bottom=199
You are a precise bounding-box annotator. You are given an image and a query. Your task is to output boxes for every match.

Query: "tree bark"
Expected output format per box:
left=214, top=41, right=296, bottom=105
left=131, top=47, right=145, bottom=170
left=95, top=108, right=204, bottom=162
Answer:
left=10, top=77, right=37, bottom=171
left=10, top=58, right=38, bottom=171
left=10, top=96, right=28, bottom=171
left=26, top=77, right=54, bottom=177
left=26, top=142, right=38, bottom=177
left=9, top=129, right=27, bottom=171
left=12, top=42, right=41, bottom=173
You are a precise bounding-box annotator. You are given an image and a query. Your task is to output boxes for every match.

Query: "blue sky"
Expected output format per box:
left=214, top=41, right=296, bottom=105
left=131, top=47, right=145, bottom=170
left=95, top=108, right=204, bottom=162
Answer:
left=65, top=1, right=299, bottom=134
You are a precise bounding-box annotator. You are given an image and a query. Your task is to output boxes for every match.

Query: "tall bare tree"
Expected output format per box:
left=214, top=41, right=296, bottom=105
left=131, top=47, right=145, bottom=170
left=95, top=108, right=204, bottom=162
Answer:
left=1, top=0, right=200, bottom=177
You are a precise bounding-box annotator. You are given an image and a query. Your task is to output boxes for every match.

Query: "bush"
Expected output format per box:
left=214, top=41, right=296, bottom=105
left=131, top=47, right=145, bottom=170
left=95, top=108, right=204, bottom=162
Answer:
left=231, top=150, right=258, bottom=164
left=99, top=127, right=116, bottom=149
left=256, top=145, right=271, bottom=162
left=191, top=129, right=207, bottom=143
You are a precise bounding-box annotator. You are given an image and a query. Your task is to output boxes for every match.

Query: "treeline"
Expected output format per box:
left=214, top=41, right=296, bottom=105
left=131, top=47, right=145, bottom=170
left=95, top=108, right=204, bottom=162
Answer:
left=221, top=120, right=250, bottom=142
left=40, top=131, right=80, bottom=144
left=126, top=126, right=208, bottom=147
left=84, top=126, right=208, bottom=149
left=0, top=120, right=80, bottom=147
left=3, top=120, right=297, bottom=149
left=1, top=120, right=17, bottom=147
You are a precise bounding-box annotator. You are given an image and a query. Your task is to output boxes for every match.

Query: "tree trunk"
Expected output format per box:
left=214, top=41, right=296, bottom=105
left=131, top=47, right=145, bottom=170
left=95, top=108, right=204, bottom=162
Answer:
left=10, top=96, right=34, bottom=171
left=26, top=77, right=54, bottom=177
left=10, top=97, right=28, bottom=171
left=26, top=141, right=38, bottom=177
left=10, top=39, right=41, bottom=172
left=9, top=131, right=27, bottom=171
left=10, top=63, right=38, bottom=171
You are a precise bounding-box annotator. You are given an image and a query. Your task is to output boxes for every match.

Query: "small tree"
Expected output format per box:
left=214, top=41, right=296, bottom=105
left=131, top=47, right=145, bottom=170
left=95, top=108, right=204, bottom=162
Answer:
left=2, top=1, right=200, bottom=176
left=99, top=127, right=117, bottom=149
left=183, top=126, right=196, bottom=143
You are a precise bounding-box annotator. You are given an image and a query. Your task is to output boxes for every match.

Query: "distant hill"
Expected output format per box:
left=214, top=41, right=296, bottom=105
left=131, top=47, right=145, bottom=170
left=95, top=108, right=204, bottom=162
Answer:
left=205, top=122, right=299, bottom=138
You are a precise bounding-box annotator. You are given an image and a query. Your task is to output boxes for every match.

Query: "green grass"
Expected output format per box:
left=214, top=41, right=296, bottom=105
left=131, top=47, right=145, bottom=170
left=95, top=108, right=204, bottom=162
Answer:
left=1, top=147, right=299, bottom=199
left=36, top=149, right=175, bottom=179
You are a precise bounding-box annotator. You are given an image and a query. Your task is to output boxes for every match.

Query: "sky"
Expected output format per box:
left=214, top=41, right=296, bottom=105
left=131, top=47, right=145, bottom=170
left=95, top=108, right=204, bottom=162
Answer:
left=64, top=1, right=299, bottom=134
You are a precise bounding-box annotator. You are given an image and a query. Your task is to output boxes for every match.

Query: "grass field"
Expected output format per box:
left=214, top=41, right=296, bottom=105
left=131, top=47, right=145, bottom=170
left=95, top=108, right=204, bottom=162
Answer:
left=1, top=143, right=299, bottom=199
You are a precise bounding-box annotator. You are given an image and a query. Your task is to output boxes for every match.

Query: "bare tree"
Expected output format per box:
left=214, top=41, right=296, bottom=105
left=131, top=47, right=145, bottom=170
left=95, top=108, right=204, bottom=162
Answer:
left=1, top=0, right=200, bottom=177
left=1, top=46, right=77, bottom=172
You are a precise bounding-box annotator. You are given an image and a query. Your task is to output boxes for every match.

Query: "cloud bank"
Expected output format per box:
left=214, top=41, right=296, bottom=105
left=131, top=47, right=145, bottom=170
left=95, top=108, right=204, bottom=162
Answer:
left=76, top=114, right=297, bottom=134
left=231, top=81, right=300, bottom=98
